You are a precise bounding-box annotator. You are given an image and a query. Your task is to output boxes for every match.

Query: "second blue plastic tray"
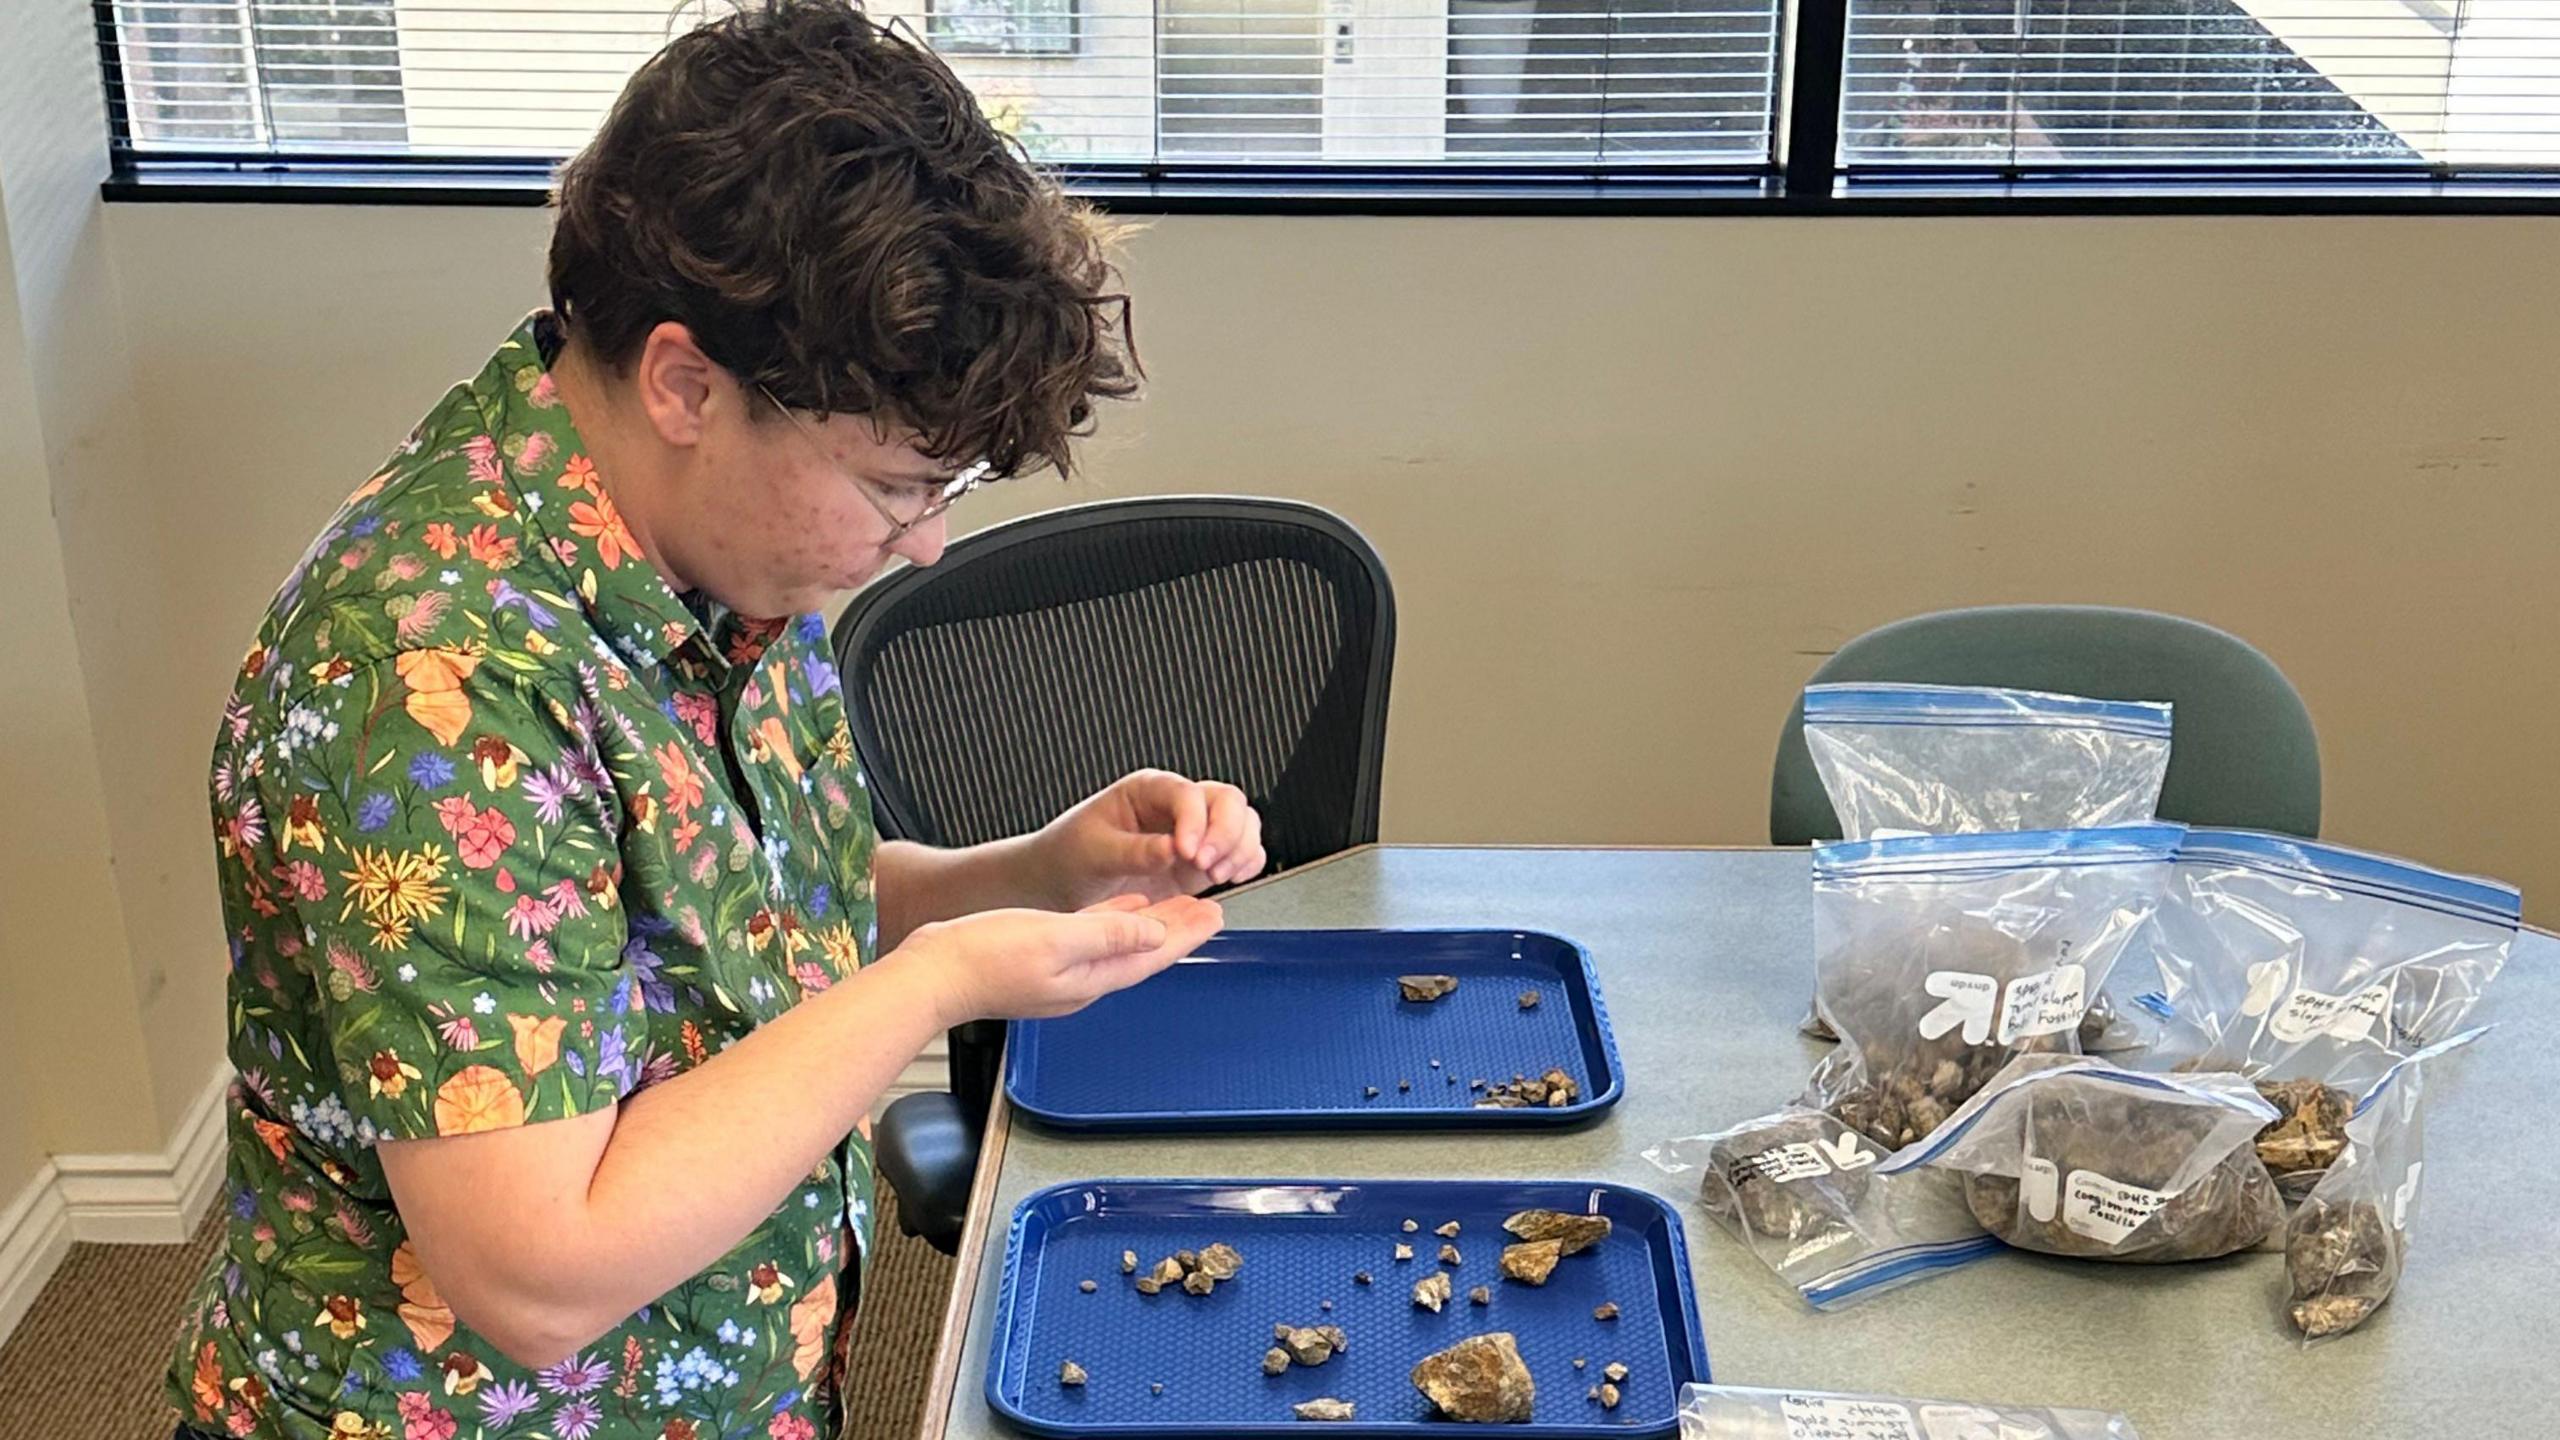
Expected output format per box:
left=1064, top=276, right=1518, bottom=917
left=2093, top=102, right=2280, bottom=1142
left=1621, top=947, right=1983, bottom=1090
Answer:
left=985, top=1178, right=1710, bottom=1439
left=1004, top=929, right=1623, bottom=1131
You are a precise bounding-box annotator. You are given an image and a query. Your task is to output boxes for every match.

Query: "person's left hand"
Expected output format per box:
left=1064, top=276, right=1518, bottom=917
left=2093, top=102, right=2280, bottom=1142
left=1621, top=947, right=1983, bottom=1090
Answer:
left=1034, top=769, right=1267, bottom=910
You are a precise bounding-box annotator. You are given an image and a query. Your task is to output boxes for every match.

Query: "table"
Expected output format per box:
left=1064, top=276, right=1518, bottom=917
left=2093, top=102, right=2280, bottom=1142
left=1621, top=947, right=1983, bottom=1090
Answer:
left=917, top=846, right=2560, bottom=1439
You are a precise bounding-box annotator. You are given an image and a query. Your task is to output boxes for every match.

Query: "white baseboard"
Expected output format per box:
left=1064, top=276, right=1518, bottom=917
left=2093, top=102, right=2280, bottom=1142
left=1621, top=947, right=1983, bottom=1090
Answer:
left=0, top=1162, right=73, bottom=1351
left=51, top=1063, right=233, bottom=1245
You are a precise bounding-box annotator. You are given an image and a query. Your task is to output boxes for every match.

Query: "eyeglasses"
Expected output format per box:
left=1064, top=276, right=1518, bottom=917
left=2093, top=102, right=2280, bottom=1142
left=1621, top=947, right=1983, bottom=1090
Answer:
left=757, top=384, right=988, bottom=540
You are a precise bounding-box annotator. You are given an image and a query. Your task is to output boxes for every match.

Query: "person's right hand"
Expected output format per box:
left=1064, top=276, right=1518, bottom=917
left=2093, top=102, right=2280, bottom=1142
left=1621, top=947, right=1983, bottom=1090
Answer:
left=898, top=893, right=1222, bottom=1024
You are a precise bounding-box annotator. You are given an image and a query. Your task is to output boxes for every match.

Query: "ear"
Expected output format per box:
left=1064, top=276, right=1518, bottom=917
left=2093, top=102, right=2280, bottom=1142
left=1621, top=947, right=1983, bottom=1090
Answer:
left=630, top=322, right=725, bottom=449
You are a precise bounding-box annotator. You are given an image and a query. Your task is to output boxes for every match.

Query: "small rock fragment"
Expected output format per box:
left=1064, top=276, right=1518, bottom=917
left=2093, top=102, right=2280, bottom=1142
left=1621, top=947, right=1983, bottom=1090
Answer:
left=1196, top=1242, right=1244, bottom=1281
left=1354, top=1270, right=1372, bottom=1286
left=1319, top=1325, right=1349, bottom=1353
left=1469, top=1285, right=1491, bottom=1306
left=1121, top=1250, right=1138, bottom=1274
left=1572, top=1358, right=1587, bottom=1370
left=1602, top=1363, right=1628, bottom=1383
left=1519, top=990, right=1541, bottom=1010
left=1587, top=1386, right=1600, bottom=1401
left=1399, top=1078, right=1412, bottom=1092
left=1593, top=1301, right=1620, bottom=1321
left=1182, top=1269, right=1216, bottom=1296
left=1320, top=1298, right=1334, bottom=1311
left=1503, top=1210, right=1613, bottom=1256
left=1363, top=1086, right=1379, bottom=1099
left=1280, top=1326, right=1339, bottom=1366
left=1412, top=1271, right=1453, bottom=1312
left=1394, top=1241, right=1414, bottom=1261
left=1436, top=1221, right=1461, bottom=1238
left=1059, top=1361, right=1087, bottom=1387
left=1134, top=1276, right=1163, bottom=1295
left=1402, top=1219, right=1420, bottom=1233
left=2256, top=1078, right=2355, bottom=1188
left=1499, top=1239, right=1563, bottom=1285
left=1600, top=1383, right=1621, bottom=1410
left=1431, top=1058, right=1443, bottom=1069
left=1151, top=1257, right=1185, bottom=1286
left=1175, top=1249, right=1199, bottom=1272
left=1078, top=1280, right=1096, bottom=1293
left=1264, top=1347, right=1292, bottom=1376
left=1438, top=1243, right=1462, bottom=1266
left=1294, top=1399, right=1356, bottom=1422
left=1151, top=1383, right=1164, bottom=1396
left=1410, top=1332, right=1535, bottom=1423
left=1398, top=974, right=1460, bottom=1002
left=1470, top=1078, right=1486, bottom=1091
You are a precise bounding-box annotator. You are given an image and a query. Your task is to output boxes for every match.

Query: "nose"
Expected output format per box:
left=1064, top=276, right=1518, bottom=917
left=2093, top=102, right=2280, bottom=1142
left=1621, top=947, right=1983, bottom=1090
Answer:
left=888, top=511, right=948, bottom=568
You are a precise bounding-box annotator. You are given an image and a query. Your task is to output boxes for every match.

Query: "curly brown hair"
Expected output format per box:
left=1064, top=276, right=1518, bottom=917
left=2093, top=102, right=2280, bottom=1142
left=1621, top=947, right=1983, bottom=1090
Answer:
left=548, top=0, right=1137, bottom=479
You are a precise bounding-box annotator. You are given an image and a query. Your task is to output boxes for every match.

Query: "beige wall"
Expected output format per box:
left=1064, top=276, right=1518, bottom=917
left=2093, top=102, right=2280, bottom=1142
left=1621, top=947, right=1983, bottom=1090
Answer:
left=0, top=0, right=178, bottom=1208
left=100, top=205, right=2560, bottom=927
left=0, top=194, right=2548, bottom=1189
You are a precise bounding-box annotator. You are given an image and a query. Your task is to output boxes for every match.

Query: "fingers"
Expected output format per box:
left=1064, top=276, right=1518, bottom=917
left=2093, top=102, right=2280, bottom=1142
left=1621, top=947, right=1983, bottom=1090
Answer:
left=1073, top=896, right=1224, bottom=996
left=1195, top=783, right=1253, bottom=879
left=1079, top=893, right=1154, bottom=915
left=1055, top=908, right=1171, bottom=961
left=1119, top=769, right=1209, bottom=866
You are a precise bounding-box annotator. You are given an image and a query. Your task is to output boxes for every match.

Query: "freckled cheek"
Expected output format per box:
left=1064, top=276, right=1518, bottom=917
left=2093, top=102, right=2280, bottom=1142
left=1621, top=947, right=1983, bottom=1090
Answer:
left=781, top=491, right=887, bottom=583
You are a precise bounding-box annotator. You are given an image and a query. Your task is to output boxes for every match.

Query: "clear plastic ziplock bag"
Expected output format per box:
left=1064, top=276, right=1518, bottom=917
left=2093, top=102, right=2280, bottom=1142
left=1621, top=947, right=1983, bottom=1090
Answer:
left=1804, top=825, right=2183, bottom=1150
left=1879, top=1053, right=2283, bottom=1262
left=2136, top=830, right=2521, bottom=1075
left=1680, top=1383, right=2141, bottom=1440
left=1644, top=1108, right=2000, bottom=1310
left=1804, top=683, right=2174, bottom=842
left=2285, top=1028, right=2485, bottom=1342
left=1799, top=686, right=2174, bottom=1049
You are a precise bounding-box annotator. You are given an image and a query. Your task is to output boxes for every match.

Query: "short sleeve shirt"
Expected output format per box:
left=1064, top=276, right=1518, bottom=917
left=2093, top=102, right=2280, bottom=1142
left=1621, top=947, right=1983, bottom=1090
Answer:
left=169, top=314, right=882, bottom=1440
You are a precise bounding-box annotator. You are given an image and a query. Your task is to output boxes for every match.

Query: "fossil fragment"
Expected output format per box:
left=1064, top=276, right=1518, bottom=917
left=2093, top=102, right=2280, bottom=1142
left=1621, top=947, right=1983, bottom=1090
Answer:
left=1410, top=1332, right=1535, bottom=1423
left=1501, top=1210, right=1611, bottom=1255
left=1412, top=1271, right=1453, bottom=1312
left=1498, top=1240, right=1562, bottom=1285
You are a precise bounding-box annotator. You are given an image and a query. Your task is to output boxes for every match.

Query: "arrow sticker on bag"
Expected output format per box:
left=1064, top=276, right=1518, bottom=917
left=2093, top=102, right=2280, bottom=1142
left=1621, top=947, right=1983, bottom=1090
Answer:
left=1817, top=1132, right=1879, bottom=1171
left=1919, top=971, right=1999, bottom=1044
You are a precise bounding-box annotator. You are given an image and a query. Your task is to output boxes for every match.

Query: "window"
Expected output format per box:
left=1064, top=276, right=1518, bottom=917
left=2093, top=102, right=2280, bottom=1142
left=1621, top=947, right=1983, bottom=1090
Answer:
left=99, top=0, right=1784, bottom=171
left=928, top=0, right=1079, bottom=56
left=1840, top=0, right=2560, bottom=170
left=91, top=0, right=2560, bottom=203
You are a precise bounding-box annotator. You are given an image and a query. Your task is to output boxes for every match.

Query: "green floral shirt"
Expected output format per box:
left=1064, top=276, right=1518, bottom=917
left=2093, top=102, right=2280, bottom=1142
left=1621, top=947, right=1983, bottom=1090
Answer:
left=170, top=314, right=881, bottom=1440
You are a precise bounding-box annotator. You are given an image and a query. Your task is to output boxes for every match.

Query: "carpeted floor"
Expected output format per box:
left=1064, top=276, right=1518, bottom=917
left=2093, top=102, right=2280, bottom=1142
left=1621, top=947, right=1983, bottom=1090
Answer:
left=0, top=1189, right=957, bottom=1440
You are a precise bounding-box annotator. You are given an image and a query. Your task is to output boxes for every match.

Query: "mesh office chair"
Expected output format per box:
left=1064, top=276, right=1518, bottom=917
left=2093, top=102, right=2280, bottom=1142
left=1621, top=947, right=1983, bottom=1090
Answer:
left=835, top=496, right=1396, bottom=1252
left=1770, top=605, right=2321, bottom=844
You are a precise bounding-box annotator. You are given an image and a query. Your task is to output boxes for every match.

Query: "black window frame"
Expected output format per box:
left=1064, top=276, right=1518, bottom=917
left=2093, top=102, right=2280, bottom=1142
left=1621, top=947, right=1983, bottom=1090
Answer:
left=90, top=0, right=2560, bottom=213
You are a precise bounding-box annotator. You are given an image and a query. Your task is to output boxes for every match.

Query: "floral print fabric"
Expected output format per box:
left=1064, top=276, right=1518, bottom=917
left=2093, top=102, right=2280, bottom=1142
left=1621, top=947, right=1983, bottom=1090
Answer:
left=170, top=314, right=881, bottom=1440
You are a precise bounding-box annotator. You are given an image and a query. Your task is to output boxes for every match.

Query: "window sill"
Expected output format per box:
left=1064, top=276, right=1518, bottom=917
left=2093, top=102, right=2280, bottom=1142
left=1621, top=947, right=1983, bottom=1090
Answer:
left=99, top=161, right=2560, bottom=217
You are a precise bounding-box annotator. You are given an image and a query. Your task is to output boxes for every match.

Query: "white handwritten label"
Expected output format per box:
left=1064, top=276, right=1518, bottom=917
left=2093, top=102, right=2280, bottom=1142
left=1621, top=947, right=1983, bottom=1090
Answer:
left=2022, top=1155, right=2060, bottom=1223
left=1782, top=1394, right=1922, bottom=1440
left=1997, top=964, right=2088, bottom=1044
left=2268, top=980, right=2394, bottom=1044
left=2062, top=1169, right=2168, bottom=1245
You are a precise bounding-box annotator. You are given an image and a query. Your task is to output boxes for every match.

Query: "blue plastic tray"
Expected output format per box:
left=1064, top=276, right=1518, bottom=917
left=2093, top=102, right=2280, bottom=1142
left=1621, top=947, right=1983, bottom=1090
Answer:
left=1005, top=930, right=1623, bottom=1131
left=985, top=1179, right=1710, bottom=1439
